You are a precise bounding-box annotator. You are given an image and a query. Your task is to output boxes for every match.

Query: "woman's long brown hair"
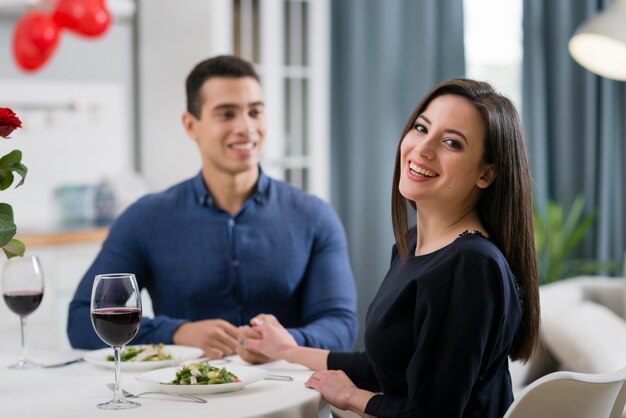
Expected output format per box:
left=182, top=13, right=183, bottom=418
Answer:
left=391, top=79, right=539, bottom=362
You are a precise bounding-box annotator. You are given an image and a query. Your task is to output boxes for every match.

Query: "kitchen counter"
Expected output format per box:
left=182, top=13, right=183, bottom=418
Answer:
left=15, top=227, right=109, bottom=247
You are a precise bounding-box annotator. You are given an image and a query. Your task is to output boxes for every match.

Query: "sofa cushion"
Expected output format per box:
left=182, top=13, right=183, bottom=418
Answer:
left=541, top=300, right=626, bottom=373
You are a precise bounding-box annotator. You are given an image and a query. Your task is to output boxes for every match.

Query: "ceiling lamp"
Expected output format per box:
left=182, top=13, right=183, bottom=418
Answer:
left=568, top=0, right=626, bottom=81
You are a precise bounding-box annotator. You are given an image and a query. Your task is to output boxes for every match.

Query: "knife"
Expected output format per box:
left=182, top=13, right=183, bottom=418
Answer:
left=42, top=358, right=84, bottom=368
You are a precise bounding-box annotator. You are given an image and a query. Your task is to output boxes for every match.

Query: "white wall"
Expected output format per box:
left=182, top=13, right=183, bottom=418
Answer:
left=0, top=7, right=136, bottom=230
left=0, top=0, right=239, bottom=225
left=0, top=80, right=131, bottom=228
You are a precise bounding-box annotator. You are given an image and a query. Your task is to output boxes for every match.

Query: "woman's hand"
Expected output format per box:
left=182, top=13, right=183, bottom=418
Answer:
left=236, top=325, right=273, bottom=364
left=240, top=319, right=297, bottom=360
left=306, top=370, right=375, bottom=417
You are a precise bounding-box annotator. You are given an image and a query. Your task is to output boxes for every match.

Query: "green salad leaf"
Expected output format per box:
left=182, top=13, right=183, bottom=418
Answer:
left=106, top=343, right=173, bottom=362
left=169, top=362, right=240, bottom=385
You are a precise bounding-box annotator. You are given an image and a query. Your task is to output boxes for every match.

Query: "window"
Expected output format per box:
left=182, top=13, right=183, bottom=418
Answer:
left=233, top=0, right=330, bottom=200
left=464, top=0, right=523, bottom=110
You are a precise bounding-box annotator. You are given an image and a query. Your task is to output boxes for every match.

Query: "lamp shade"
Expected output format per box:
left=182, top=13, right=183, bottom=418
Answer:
left=568, top=0, right=626, bottom=81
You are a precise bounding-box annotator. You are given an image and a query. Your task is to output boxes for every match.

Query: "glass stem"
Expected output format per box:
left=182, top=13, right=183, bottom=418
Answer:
left=19, top=316, right=27, bottom=362
left=113, top=346, right=123, bottom=401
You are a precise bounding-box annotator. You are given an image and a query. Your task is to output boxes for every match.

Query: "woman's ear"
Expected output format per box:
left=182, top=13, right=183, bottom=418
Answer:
left=477, top=164, right=496, bottom=189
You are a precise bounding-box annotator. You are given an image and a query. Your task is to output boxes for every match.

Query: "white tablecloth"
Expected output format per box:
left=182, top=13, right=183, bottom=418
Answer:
left=0, top=350, right=330, bottom=418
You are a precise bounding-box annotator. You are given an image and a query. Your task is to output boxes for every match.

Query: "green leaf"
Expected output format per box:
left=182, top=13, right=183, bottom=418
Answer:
left=533, top=196, right=613, bottom=283
left=0, top=168, right=14, bottom=191
left=0, top=150, right=22, bottom=168
left=13, top=162, right=27, bottom=187
left=0, top=203, right=16, bottom=247
left=0, top=150, right=27, bottom=189
left=561, top=195, right=586, bottom=239
left=2, top=239, right=25, bottom=258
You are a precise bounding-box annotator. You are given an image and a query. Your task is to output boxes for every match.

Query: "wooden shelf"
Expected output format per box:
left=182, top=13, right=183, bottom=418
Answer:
left=15, top=227, right=109, bottom=248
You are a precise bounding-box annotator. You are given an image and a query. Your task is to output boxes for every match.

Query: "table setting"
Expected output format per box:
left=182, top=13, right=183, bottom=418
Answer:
left=0, top=268, right=330, bottom=418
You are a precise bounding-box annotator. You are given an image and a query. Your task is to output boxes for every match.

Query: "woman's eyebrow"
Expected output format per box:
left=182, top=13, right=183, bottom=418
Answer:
left=419, top=114, right=468, bottom=145
left=445, top=128, right=468, bottom=145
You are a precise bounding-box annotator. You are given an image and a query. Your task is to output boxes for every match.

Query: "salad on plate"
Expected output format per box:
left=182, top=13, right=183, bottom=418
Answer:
left=106, top=343, right=173, bottom=362
left=83, top=344, right=203, bottom=371
left=170, top=362, right=240, bottom=385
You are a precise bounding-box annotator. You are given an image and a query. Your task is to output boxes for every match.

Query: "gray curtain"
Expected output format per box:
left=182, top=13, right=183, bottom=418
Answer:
left=330, top=0, right=465, bottom=348
left=523, top=0, right=626, bottom=273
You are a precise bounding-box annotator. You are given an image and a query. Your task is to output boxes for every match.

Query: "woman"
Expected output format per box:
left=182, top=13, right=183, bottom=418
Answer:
left=240, top=79, right=540, bottom=418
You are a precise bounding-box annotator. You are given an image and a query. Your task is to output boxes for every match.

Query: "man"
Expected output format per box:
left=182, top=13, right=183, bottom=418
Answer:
left=67, top=55, right=358, bottom=358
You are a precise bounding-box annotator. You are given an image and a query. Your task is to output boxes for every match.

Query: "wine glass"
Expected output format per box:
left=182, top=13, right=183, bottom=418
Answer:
left=90, top=273, right=142, bottom=410
left=1, top=255, right=44, bottom=370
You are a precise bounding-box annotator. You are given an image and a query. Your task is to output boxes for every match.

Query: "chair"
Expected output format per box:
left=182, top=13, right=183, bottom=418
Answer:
left=504, top=366, right=626, bottom=418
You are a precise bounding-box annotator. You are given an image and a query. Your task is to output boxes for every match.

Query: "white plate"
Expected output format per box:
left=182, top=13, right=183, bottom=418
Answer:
left=135, top=364, right=269, bottom=395
left=83, top=345, right=204, bottom=371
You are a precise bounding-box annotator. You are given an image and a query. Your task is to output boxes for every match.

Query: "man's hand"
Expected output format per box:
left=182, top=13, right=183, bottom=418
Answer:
left=249, top=313, right=279, bottom=326
left=240, top=315, right=297, bottom=361
left=172, top=319, right=239, bottom=358
left=236, top=314, right=283, bottom=364
left=236, top=326, right=273, bottom=364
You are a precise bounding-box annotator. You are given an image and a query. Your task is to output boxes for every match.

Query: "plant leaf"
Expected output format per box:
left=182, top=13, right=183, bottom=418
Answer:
left=13, top=162, right=27, bottom=187
left=2, top=238, right=25, bottom=258
left=0, top=168, right=14, bottom=191
left=532, top=196, right=611, bottom=283
left=0, top=150, right=22, bottom=168
left=0, top=203, right=16, bottom=247
left=563, top=211, right=596, bottom=255
left=0, top=150, right=26, bottom=189
left=561, top=195, right=585, bottom=239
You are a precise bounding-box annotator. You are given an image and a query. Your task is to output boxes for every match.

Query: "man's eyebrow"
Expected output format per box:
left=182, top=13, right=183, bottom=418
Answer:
left=212, top=101, right=265, bottom=111
left=417, top=114, right=468, bottom=144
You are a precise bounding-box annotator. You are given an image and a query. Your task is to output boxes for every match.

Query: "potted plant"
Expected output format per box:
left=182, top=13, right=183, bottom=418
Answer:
left=533, top=195, right=616, bottom=284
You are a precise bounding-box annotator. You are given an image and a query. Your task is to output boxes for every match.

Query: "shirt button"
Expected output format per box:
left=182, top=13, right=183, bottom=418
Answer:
left=232, top=259, right=240, bottom=268
left=228, top=218, right=235, bottom=227
left=237, top=305, right=243, bottom=312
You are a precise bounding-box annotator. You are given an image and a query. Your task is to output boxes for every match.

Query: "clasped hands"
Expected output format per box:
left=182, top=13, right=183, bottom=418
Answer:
left=171, top=313, right=293, bottom=364
left=172, top=314, right=373, bottom=414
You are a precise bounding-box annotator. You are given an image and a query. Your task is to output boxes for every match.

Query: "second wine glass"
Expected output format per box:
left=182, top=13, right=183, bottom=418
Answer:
left=1, top=255, right=44, bottom=370
left=90, top=273, right=142, bottom=410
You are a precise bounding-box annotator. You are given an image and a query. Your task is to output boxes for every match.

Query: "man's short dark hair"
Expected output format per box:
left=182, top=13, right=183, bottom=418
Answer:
left=186, top=55, right=260, bottom=118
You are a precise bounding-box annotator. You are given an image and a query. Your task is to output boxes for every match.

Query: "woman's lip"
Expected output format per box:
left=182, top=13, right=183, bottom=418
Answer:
left=409, top=160, right=437, bottom=173
left=406, top=160, right=439, bottom=180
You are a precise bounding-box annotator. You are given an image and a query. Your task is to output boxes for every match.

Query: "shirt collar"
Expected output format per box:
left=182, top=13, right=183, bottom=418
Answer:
left=193, top=166, right=269, bottom=207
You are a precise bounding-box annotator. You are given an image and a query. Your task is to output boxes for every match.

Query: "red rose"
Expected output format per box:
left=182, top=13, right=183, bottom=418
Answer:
left=0, top=108, right=23, bottom=138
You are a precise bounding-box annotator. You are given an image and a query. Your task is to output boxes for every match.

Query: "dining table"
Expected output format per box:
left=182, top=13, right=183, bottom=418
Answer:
left=0, top=349, right=331, bottom=418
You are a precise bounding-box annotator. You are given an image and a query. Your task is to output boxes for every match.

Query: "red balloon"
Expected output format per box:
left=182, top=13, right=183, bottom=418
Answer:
left=12, top=12, right=61, bottom=72
left=53, top=0, right=112, bottom=37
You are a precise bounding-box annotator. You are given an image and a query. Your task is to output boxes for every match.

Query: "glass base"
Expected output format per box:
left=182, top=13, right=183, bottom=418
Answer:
left=97, top=398, right=141, bottom=410
left=8, top=358, right=41, bottom=370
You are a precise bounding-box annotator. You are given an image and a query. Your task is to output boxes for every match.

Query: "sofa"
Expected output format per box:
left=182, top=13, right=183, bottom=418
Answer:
left=510, top=275, right=626, bottom=416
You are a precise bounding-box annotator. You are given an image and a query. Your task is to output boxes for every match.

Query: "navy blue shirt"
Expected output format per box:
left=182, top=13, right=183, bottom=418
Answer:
left=328, top=232, right=521, bottom=417
left=68, top=170, right=358, bottom=350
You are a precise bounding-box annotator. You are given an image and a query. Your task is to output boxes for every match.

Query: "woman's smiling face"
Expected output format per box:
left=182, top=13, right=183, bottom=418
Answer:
left=398, top=94, right=495, bottom=209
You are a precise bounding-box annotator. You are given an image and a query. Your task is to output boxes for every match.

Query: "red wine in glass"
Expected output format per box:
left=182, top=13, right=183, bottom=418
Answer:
left=3, top=290, right=44, bottom=317
left=1, top=256, right=45, bottom=370
left=90, top=273, right=142, bottom=410
left=91, top=307, right=141, bottom=347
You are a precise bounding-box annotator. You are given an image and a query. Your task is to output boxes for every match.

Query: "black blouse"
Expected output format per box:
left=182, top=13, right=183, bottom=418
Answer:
left=328, top=231, right=522, bottom=418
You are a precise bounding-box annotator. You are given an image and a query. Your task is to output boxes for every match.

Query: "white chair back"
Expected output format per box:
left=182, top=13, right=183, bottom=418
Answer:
left=504, top=366, right=626, bottom=418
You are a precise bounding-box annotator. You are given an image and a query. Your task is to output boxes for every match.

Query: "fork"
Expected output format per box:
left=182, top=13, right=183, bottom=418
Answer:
left=105, top=383, right=207, bottom=403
